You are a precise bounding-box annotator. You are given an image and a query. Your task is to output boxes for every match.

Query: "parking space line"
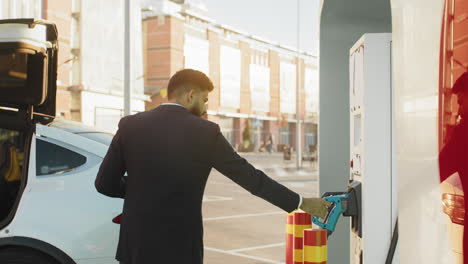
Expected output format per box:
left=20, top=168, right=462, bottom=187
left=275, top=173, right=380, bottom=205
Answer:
left=288, top=182, right=305, bottom=187
left=202, top=195, right=233, bottom=202
left=209, top=181, right=236, bottom=186
left=205, top=246, right=283, bottom=264
left=229, top=242, right=285, bottom=253
left=204, top=211, right=284, bottom=221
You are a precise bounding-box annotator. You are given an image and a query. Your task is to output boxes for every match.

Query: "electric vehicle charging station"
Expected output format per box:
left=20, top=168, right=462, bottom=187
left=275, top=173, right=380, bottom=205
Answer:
left=314, top=33, right=397, bottom=263
left=349, top=33, right=397, bottom=264
left=319, top=0, right=456, bottom=262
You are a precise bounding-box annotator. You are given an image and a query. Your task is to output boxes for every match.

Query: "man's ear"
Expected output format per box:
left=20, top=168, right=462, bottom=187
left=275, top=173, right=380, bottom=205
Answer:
left=187, top=89, right=195, bottom=103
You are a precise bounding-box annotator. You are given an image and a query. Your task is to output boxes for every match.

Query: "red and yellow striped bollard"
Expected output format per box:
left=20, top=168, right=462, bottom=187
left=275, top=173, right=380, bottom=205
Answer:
left=303, top=229, right=327, bottom=264
left=293, top=211, right=312, bottom=264
left=285, top=212, right=294, bottom=264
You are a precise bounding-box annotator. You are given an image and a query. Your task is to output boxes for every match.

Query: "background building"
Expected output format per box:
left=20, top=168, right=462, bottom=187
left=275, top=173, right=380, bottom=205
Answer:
left=0, top=0, right=319, bottom=152
left=69, top=0, right=148, bottom=133
left=1, top=0, right=149, bottom=133
left=142, top=0, right=319, bottom=152
left=0, top=0, right=74, bottom=119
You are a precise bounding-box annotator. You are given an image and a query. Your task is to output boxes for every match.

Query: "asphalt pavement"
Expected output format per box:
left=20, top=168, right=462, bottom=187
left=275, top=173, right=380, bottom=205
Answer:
left=202, top=152, right=318, bottom=264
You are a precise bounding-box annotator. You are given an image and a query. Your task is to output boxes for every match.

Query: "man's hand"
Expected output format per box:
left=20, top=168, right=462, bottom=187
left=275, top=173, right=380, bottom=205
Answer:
left=300, top=198, right=333, bottom=219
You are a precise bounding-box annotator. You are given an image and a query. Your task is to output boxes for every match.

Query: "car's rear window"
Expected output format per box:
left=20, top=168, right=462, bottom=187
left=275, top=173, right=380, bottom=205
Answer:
left=78, top=132, right=114, bottom=146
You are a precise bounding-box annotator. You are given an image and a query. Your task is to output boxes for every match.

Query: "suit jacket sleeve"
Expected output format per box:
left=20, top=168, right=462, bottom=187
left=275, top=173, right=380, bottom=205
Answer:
left=95, top=118, right=127, bottom=198
left=211, top=125, right=300, bottom=213
left=439, top=126, right=462, bottom=183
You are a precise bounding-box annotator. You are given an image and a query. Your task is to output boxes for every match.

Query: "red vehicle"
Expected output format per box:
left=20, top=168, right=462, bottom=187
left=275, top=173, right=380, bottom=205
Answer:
left=439, top=0, right=468, bottom=262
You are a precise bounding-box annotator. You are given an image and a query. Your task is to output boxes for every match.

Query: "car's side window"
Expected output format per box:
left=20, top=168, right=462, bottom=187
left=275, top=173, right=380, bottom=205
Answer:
left=36, top=138, right=87, bottom=176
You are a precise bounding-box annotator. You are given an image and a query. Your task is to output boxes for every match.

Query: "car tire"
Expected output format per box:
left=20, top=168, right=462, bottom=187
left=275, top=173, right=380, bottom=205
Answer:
left=0, top=246, right=60, bottom=264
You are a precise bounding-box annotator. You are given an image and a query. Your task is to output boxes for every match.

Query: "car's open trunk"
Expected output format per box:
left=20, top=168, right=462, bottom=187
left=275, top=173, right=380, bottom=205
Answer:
left=0, top=19, right=57, bottom=229
left=0, top=127, right=32, bottom=227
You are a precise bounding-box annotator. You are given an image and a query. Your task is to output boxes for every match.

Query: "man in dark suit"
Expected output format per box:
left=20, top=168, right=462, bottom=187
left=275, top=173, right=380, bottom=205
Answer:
left=95, top=69, right=332, bottom=264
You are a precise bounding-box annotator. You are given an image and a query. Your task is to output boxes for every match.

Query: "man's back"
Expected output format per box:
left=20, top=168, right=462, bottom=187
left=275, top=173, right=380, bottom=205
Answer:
left=122, top=105, right=217, bottom=214
left=96, top=104, right=301, bottom=264
left=115, top=105, right=218, bottom=263
left=95, top=69, right=331, bottom=264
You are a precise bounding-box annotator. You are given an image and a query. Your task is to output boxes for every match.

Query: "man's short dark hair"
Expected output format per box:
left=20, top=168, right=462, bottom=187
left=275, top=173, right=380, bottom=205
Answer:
left=167, top=69, right=214, bottom=99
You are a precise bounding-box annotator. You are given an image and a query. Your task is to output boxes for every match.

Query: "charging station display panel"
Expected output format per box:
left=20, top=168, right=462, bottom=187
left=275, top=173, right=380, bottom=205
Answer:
left=349, top=34, right=392, bottom=264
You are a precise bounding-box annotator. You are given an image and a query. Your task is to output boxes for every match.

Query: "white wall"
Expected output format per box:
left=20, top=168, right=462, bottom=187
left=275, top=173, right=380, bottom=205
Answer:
left=391, top=0, right=452, bottom=262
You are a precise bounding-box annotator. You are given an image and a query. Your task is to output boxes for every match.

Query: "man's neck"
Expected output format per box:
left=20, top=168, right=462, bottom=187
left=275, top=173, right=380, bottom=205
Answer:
left=167, top=100, right=178, bottom=104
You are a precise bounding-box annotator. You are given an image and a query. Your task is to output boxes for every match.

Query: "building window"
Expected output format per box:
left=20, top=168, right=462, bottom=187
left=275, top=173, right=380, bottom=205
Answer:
left=305, top=132, right=316, bottom=148
left=305, top=67, right=319, bottom=113
left=250, top=63, right=270, bottom=112
left=36, top=139, right=87, bottom=176
left=184, top=34, right=209, bottom=75
left=280, top=62, right=297, bottom=114
left=279, top=127, right=290, bottom=145
left=0, top=0, right=43, bottom=19
left=220, top=45, right=241, bottom=109
left=251, top=51, right=269, bottom=67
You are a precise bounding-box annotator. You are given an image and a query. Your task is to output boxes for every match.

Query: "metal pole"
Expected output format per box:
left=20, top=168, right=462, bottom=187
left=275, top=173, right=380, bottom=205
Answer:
left=296, top=0, right=302, bottom=168
left=124, top=0, right=131, bottom=116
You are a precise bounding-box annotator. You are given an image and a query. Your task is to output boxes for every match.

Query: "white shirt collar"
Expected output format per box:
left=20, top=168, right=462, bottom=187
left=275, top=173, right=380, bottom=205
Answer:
left=161, top=103, right=186, bottom=108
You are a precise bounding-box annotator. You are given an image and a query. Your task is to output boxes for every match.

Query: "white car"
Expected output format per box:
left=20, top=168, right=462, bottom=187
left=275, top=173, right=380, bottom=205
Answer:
left=0, top=19, right=122, bottom=264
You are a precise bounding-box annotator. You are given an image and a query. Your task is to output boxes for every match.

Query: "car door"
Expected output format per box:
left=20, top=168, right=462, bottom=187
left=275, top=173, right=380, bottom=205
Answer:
left=0, top=19, right=58, bottom=229
left=10, top=131, right=121, bottom=263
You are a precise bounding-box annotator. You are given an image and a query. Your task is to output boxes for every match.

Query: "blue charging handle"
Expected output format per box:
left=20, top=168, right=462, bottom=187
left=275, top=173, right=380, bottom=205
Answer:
left=312, top=193, right=349, bottom=234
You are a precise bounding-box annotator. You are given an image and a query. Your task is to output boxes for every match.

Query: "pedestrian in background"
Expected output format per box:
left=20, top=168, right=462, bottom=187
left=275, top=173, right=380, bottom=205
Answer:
left=266, top=132, right=274, bottom=153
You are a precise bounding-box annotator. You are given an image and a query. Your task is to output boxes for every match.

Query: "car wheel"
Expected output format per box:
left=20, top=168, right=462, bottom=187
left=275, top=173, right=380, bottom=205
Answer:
left=0, top=246, right=60, bottom=264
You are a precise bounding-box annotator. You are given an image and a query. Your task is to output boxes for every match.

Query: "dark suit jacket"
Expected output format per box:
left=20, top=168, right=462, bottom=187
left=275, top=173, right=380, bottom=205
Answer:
left=95, top=105, right=300, bottom=264
left=439, top=120, right=468, bottom=259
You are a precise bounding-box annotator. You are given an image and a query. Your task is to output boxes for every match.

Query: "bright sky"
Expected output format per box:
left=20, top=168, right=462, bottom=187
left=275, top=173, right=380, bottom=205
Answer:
left=203, top=0, right=320, bottom=55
